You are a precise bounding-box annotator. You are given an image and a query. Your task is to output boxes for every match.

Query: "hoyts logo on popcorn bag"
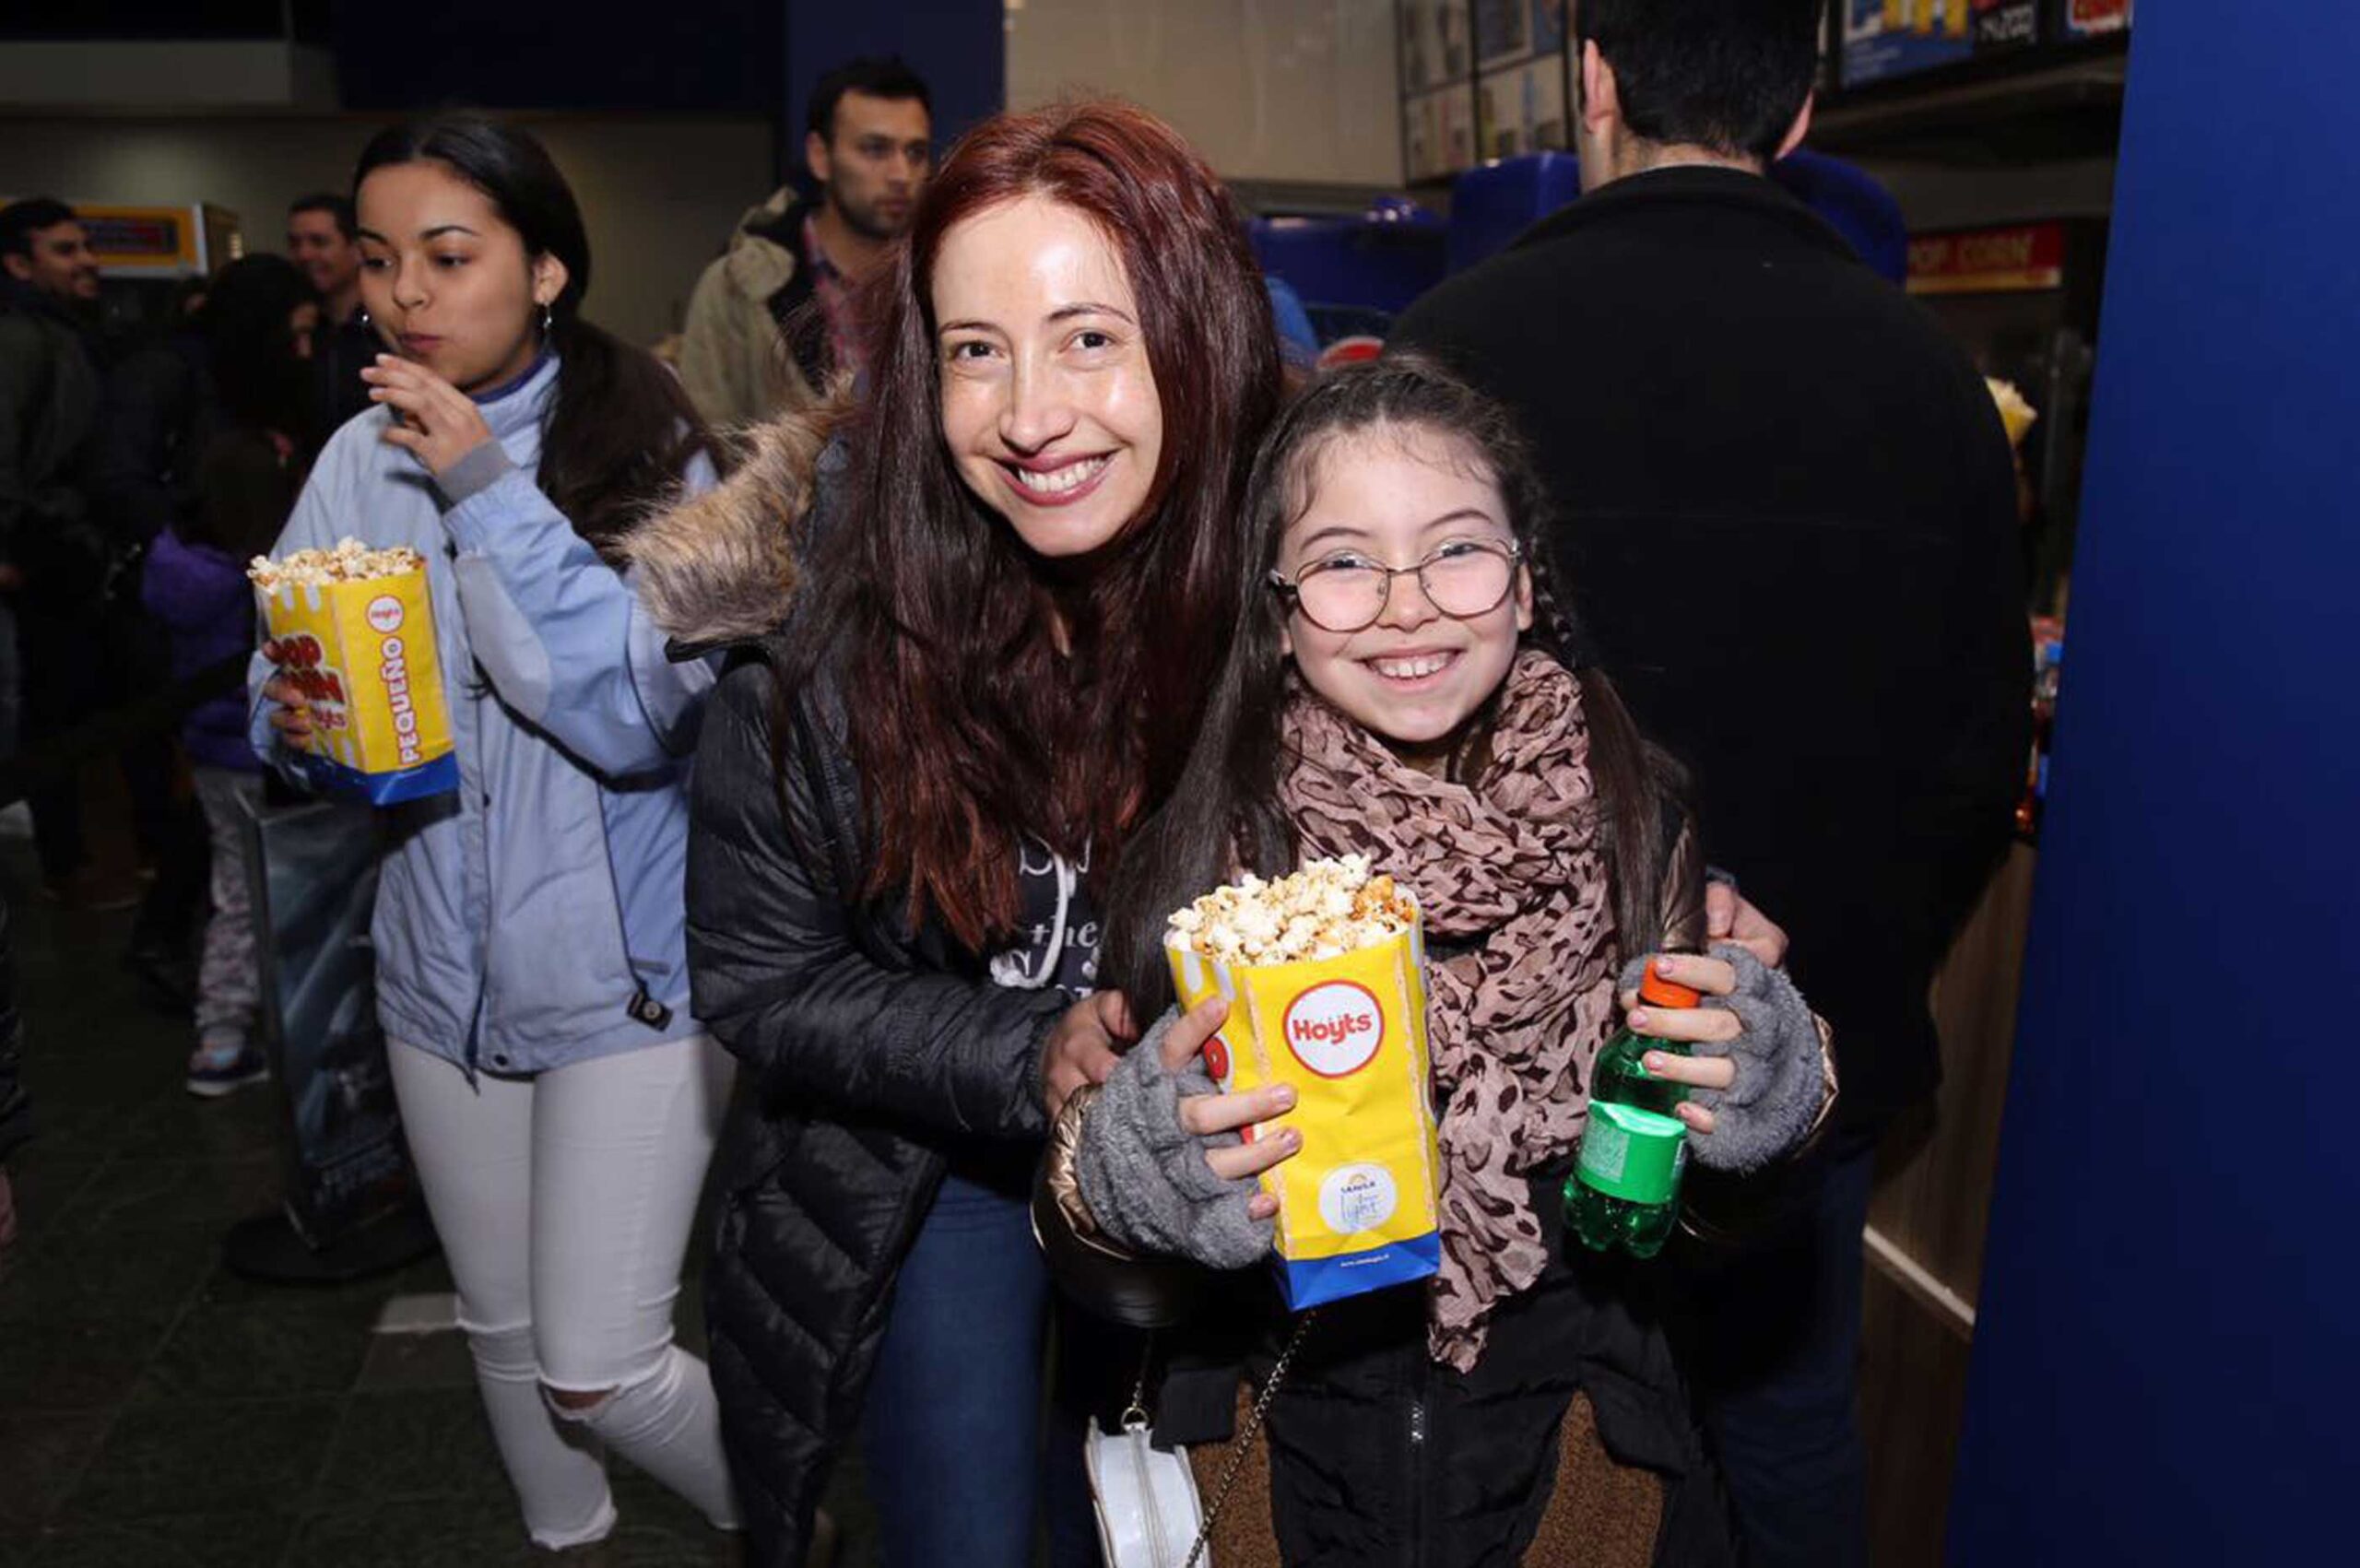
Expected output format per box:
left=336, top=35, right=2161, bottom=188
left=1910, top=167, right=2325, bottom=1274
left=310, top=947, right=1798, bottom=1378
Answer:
left=1284, top=981, right=1385, bottom=1077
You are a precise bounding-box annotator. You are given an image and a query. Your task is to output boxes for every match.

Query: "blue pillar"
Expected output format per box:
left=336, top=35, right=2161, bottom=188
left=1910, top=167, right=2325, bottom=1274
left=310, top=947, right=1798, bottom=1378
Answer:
left=1947, top=6, right=2360, bottom=1562
left=782, top=0, right=1004, bottom=180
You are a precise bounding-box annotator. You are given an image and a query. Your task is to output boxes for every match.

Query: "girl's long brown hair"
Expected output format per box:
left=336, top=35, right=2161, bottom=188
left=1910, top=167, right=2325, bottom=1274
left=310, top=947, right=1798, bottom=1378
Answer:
left=781, top=101, right=1283, bottom=950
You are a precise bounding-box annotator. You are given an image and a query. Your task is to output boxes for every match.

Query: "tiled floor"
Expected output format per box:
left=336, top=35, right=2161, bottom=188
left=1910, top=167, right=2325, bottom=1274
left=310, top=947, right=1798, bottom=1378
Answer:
left=0, top=831, right=878, bottom=1566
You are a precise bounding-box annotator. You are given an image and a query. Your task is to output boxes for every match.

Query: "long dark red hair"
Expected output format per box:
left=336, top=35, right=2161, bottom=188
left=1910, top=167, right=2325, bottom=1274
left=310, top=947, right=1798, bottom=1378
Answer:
left=785, top=100, right=1283, bottom=950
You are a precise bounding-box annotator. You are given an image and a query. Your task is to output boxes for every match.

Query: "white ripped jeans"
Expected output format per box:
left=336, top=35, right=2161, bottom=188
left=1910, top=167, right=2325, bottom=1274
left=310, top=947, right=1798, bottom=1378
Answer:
left=388, top=1034, right=740, bottom=1548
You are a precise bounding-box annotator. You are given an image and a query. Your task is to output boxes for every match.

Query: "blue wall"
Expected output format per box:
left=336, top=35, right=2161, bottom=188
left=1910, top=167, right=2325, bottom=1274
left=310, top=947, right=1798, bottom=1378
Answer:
left=329, top=1, right=782, bottom=114
left=1948, top=6, right=2360, bottom=1560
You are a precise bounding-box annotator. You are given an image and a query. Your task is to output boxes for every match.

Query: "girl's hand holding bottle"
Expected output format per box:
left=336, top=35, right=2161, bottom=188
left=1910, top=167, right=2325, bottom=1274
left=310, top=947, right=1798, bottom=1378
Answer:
left=1616, top=951, right=1744, bottom=1137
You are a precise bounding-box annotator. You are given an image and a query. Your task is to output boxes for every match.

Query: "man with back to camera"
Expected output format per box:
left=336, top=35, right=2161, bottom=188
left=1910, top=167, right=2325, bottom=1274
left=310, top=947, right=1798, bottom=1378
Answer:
left=678, top=56, right=933, bottom=427
left=1390, top=3, right=2030, bottom=1564
left=288, top=193, right=375, bottom=438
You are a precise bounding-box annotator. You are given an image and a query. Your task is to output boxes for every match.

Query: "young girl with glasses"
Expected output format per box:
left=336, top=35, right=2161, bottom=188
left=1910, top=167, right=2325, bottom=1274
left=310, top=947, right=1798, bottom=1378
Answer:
left=1068, top=355, right=1837, bottom=1564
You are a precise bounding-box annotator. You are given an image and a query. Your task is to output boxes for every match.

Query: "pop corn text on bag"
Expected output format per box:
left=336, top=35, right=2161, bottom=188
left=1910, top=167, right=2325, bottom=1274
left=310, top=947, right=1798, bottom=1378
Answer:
left=251, top=538, right=458, bottom=804
left=1165, top=855, right=1442, bottom=1309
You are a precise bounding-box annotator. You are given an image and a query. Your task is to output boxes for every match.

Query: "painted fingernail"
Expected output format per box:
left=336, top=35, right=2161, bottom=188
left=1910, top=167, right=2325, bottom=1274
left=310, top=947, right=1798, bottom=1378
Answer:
left=1280, top=1128, right=1301, bottom=1149
left=1644, top=1053, right=1668, bottom=1073
left=1273, top=1085, right=1296, bottom=1110
left=1629, top=1009, right=1649, bottom=1030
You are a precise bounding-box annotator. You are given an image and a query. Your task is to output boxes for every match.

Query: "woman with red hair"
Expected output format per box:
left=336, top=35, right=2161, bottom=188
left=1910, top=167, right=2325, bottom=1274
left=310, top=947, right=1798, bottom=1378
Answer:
left=631, top=101, right=1282, bottom=1566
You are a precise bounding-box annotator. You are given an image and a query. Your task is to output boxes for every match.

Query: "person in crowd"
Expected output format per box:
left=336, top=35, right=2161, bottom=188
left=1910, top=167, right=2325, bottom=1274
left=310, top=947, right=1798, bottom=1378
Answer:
left=676, top=55, right=932, bottom=426
left=287, top=193, right=377, bottom=436
left=137, top=254, right=320, bottom=1096
left=1387, top=4, right=2032, bottom=1563
left=0, top=197, right=136, bottom=911
left=0, top=892, right=24, bottom=1253
left=250, top=113, right=739, bottom=1552
left=93, top=255, right=324, bottom=1009
left=1064, top=353, right=1833, bottom=1564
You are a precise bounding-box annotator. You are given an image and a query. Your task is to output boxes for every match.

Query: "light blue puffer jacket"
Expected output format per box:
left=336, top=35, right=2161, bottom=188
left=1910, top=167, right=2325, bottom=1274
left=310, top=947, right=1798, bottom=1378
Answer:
left=248, top=355, right=718, bottom=1073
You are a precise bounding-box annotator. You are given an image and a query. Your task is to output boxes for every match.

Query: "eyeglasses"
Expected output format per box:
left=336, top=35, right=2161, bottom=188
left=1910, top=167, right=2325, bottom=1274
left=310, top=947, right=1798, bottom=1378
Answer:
left=1268, top=539, right=1522, bottom=634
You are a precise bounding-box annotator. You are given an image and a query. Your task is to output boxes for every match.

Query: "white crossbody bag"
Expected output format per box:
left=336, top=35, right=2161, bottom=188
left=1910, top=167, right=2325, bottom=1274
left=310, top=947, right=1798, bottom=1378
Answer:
left=1084, top=1315, right=1316, bottom=1568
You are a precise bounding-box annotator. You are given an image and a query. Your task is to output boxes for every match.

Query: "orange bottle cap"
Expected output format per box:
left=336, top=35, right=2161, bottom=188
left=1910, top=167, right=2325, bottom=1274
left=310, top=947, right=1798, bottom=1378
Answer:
left=1638, top=959, right=1702, bottom=1010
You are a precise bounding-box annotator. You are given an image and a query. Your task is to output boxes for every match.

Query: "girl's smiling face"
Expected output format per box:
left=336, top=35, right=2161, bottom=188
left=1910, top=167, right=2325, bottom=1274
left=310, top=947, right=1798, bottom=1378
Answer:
left=1277, top=423, right=1533, bottom=774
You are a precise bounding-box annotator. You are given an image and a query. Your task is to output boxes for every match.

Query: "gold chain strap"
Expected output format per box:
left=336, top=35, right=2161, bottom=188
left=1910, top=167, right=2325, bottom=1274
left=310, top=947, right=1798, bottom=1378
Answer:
left=1180, top=1309, right=1317, bottom=1568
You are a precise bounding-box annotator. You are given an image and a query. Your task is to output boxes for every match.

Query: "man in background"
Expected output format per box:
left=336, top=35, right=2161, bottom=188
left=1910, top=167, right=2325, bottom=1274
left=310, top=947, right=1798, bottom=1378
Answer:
left=0, top=198, right=139, bottom=910
left=288, top=193, right=374, bottom=438
left=1389, top=3, right=2030, bottom=1563
left=678, top=56, right=933, bottom=427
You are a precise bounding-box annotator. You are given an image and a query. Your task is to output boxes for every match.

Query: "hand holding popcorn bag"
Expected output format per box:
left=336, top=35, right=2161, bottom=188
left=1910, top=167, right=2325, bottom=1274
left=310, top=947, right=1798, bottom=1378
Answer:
left=251, top=538, right=459, bottom=804
left=1165, top=855, right=1442, bottom=1309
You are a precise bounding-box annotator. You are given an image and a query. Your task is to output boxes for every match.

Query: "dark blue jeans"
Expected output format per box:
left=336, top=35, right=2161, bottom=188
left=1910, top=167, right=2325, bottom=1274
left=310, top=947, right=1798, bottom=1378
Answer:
left=1684, top=1132, right=1878, bottom=1568
left=862, top=1168, right=1105, bottom=1568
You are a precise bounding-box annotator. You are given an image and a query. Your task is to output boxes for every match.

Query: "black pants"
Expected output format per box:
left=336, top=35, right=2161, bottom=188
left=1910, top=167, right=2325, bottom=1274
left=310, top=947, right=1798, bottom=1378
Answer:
left=16, top=595, right=183, bottom=885
left=1679, top=1126, right=1881, bottom=1568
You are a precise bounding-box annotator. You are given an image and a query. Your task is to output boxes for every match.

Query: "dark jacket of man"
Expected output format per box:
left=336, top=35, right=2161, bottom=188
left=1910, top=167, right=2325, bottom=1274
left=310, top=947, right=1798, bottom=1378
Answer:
left=1392, top=166, right=2030, bottom=1128
left=0, top=280, right=106, bottom=598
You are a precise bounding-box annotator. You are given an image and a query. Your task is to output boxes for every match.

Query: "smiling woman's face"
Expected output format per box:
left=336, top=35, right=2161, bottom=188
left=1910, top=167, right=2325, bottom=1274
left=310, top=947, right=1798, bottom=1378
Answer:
left=932, top=195, right=1164, bottom=560
left=353, top=159, right=564, bottom=394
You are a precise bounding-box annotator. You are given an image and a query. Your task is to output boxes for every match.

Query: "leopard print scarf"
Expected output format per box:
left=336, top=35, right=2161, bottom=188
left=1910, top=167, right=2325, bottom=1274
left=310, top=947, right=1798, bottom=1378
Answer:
left=1280, top=650, right=1618, bottom=1371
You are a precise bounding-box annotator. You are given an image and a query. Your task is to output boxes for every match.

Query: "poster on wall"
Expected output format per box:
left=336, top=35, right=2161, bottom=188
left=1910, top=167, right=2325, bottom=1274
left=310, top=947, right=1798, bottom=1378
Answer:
left=38, top=202, right=242, bottom=277
left=1405, top=85, right=1478, bottom=181
left=1474, top=0, right=1530, bottom=67
left=1906, top=223, right=2068, bottom=296
left=1400, top=0, right=1474, bottom=93
left=1529, top=0, right=1566, bottom=56
left=1842, top=0, right=2038, bottom=88
left=2059, top=0, right=2131, bottom=39
left=1478, top=58, right=1569, bottom=160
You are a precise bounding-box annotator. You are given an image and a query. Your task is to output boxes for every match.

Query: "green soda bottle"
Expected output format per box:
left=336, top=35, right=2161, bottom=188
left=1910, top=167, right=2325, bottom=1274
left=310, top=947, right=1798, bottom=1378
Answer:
left=1565, top=960, right=1702, bottom=1258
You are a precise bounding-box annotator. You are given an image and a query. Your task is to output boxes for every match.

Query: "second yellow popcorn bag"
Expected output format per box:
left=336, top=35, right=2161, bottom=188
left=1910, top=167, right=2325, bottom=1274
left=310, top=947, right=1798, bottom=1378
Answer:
left=250, top=539, right=458, bottom=805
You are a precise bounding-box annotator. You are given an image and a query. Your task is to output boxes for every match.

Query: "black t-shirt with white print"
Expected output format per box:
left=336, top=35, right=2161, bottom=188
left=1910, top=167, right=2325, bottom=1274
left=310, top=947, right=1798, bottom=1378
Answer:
left=988, top=839, right=1100, bottom=999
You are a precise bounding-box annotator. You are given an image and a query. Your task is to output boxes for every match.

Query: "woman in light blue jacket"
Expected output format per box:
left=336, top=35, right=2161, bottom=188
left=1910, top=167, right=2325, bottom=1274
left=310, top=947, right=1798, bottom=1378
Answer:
left=251, top=115, right=738, bottom=1550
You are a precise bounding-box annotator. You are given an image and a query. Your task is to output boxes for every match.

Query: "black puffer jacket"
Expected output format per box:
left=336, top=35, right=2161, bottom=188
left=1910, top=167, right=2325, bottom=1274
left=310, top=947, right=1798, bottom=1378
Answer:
left=635, top=423, right=1073, bottom=1568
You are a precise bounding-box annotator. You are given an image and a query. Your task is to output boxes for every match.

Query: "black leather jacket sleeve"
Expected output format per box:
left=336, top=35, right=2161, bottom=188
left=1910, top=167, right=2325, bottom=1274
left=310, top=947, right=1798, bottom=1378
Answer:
left=686, top=656, right=1069, bottom=1142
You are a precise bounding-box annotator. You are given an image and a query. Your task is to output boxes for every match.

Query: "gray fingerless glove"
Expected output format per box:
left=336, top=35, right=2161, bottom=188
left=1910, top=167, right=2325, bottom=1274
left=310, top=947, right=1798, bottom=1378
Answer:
left=1073, top=1009, right=1273, bottom=1270
left=1619, top=944, right=1828, bottom=1175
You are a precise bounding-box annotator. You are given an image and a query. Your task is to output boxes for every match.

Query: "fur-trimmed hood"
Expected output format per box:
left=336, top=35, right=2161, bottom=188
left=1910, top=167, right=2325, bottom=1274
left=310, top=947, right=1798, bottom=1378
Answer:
left=622, top=407, right=833, bottom=650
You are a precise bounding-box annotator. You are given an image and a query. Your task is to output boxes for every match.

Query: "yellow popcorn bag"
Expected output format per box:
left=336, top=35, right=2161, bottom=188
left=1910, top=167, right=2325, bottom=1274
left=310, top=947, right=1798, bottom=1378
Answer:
left=250, top=539, right=458, bottom=805
left=1165, top=857, right=1442, bottom=1309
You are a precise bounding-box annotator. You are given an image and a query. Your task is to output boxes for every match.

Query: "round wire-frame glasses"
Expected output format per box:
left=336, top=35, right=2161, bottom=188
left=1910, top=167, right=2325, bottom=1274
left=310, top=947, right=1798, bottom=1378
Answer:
left=1268, top=539, right=1523, bottom=633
